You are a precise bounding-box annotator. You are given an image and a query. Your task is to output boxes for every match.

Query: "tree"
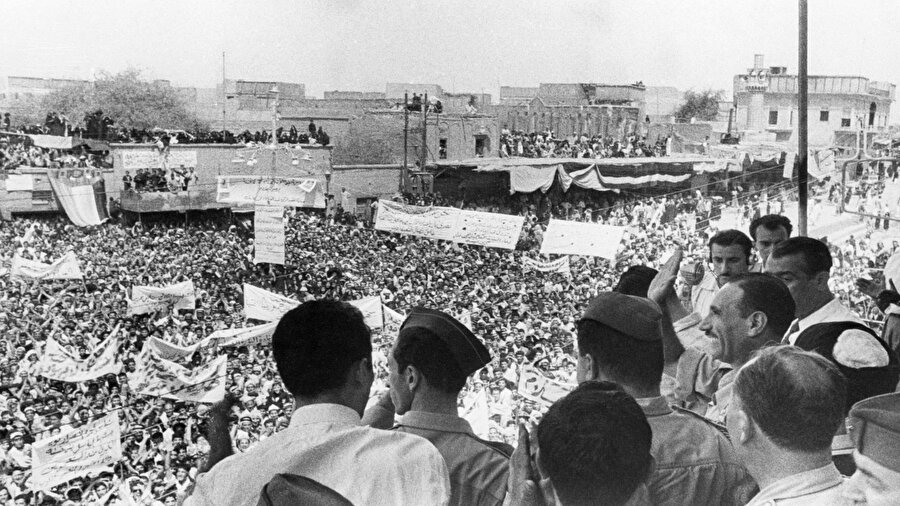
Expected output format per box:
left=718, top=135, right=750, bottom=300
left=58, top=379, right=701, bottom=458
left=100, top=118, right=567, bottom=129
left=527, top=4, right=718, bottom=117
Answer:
left=673, top=89, right=725, bottom=122
left=40, top=68, right=206, bottom=132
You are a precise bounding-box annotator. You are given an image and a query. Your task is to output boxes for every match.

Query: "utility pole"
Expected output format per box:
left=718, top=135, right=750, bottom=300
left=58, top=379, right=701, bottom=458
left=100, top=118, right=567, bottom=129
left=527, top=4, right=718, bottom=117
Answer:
left=222, top=52, right=227, bottom=132
left=402, top=92, right=409, bottom=193
left=798, top=0, right=809, bottom=236
left=421, top=92, right=428, bottom=173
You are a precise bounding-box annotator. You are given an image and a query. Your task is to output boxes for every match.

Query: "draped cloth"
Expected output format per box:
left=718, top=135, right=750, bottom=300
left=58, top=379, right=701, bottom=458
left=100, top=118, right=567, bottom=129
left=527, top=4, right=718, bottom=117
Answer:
left=47, top=168, right=109, bottom=227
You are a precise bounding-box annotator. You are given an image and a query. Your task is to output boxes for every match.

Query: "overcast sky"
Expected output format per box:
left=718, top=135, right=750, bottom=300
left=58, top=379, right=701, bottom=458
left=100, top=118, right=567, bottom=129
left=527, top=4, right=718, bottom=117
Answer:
left=2, top=1, right=899, bottom=119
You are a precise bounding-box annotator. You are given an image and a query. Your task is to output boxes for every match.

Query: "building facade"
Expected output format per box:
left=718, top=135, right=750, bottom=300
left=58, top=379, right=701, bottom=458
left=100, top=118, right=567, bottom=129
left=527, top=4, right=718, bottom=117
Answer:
left=734, top=54, right=895, bottom=146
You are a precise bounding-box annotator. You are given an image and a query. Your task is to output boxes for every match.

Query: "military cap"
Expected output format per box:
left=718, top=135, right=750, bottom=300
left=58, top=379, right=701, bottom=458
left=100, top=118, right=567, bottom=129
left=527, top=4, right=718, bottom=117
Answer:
left=849, top=392, right=900, bottom=473
left=399, top=308, right=491, bottom=376
left=578, top=292, right=663, bottom=342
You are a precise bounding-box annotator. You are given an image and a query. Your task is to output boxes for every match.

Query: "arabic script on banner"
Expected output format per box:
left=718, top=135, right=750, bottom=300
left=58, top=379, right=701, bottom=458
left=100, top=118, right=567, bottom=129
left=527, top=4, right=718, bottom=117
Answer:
left=217, top=176, right=325, bottom=208
left=10, top=252, right=83, bottom=281
left=39, top=328, right=120, bottom=382
left=254, top=206, right=285, bottom=265
left=32, top=412, right=123, bottom=491
left=122, top=150, right=197, bottom=170
left=375, top=200, right=523, bottom=250
left=200, top=323, right=278, bottom=348
left=517, top=365, right=575, bottom=408
left=243, top=284, right=299, bottom=322
left=131, top=349, right=226, bottom=404
left=129, top=281, right=196, bottom=316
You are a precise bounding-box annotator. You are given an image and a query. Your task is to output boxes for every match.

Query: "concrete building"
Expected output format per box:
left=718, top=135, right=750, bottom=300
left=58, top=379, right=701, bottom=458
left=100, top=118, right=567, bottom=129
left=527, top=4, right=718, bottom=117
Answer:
left=734, top=54, right=895, bottom=146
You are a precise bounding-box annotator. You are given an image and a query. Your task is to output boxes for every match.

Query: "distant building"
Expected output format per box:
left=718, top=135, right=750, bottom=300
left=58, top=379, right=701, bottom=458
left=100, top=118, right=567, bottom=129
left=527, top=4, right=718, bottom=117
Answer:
left=496, top=82, right=645, bottom=138
left=385, top=83, right=444, bottom=101
left=645, top=86, right=682, bottom=122
left=0, top=76, right=90, bottom=100
left=734, top=54, right=895, bottom=146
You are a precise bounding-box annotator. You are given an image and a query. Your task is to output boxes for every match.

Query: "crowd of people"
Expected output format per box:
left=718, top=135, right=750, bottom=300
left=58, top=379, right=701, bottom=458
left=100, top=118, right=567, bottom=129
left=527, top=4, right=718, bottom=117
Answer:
left=498, top=128, right=668, bottom=159
left=1, top=174, right=899, bottom=503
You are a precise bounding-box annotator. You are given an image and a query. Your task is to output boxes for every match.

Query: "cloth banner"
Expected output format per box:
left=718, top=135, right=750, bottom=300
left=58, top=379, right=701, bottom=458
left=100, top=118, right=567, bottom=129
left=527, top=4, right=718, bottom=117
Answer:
left=556, top=165, right=611, bottom=192
left=10, top=252, right=83, bottom=281
left=375, top=201, right=524, bottom=250
left=254, top=206, right=285, bottom=265
left=809, top=149, right=836, bottom=180
left=129, top=281, right=196, bottom=316
left=131, top=349, right=227, bottom=404
left=243, top=284, right=299, bottom=322
left=5, top=174, right=33, bottom=191
left=539, top=220, right=626, bottom=260
left=217, top=176, right=325, bottom=208
left=145, top=335, right=199, bottom=361
left=39, top=327, right=120, bottom=382
left=506, top=164, right=560, bottom=194
left=122, top=149, right=197, bottom=170
left=522, top=256, right=571, bottom=275
left=349, top=296, right=384, bottom=330
left=47, top=168, right=109, bottom=227
left=31, top=412, right=122, bottom=491
left=517, top=365, right=574, bottom=408
left=200, top=323, right=278, bottom=348
left=714, top=208, right=742, bottom=231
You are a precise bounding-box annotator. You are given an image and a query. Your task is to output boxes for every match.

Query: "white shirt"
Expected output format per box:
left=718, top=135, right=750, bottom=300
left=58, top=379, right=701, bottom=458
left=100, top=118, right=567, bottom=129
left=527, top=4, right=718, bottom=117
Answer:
left=784, top=297, right=864, bottom=345
left=690, top=270, right=719, bottom=318
left=186, top=403, right=451, bottom=506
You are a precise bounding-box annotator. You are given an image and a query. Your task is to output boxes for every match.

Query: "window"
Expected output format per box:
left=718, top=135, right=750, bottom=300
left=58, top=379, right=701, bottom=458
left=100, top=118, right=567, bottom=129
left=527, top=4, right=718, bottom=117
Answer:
left=439, top=139, right=447, bottom=159
left=820, top=110, right=829, bottom=122
left=768, top=110, right=778, bottom=125
left=841, top=118, right=852, bottom=128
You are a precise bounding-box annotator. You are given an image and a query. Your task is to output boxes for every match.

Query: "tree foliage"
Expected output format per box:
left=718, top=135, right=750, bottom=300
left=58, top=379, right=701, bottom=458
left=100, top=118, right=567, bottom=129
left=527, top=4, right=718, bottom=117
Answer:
left=674, top=89, right=724, bottom=122
left=40, top=68, right=206, bottom=131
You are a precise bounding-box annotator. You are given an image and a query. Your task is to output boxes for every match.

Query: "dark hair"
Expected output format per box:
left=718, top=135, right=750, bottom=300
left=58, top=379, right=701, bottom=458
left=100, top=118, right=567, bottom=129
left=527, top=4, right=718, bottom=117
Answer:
left=576, top=320, right=663, bottom=391
left=393, top=328, right=467, bottom=394
left=749, top=214, right=793, bottom=240
left=538, top=381, right=652, bottom=506
left=728, top=273, right=796, bottom=337
left=769, top=237, right=832, bottom=276
left=709, top=230, right=753, bottom=261
left=272, top=300, right=372, bottom=397
left=734, top=346, right=846, bottom=453
left=612, top=266, right=658, bottom=298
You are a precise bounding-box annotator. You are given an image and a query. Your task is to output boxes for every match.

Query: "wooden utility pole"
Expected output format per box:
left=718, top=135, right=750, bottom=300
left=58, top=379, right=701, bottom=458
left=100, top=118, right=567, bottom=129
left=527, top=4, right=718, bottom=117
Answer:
left=421, top=93, right=428, bottom=172
left=798, top=0, right=809, bottom=236
left=402, top=92, right=409, bottom=193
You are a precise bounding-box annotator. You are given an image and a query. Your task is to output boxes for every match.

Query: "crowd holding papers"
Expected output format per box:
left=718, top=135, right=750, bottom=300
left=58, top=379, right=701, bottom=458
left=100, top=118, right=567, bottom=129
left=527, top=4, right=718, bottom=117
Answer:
left=31, top=412, right=123, bottom=491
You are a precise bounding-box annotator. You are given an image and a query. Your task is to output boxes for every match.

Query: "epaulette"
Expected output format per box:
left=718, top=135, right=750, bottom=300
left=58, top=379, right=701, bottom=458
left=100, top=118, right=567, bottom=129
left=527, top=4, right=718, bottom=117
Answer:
left=474, top=437, right=514, bottom=458
left=671, top=404, right=731, bottom=441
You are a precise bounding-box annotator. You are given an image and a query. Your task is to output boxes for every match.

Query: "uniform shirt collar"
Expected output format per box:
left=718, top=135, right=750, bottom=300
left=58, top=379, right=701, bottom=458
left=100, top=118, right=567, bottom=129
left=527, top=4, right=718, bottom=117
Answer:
left=636, top=396, right=672, bottom=417
left=399, top=410, right=474, bottom=434
left=749, top=463, right=843, bottom=505
left=288, top=403, right=361, bottom=428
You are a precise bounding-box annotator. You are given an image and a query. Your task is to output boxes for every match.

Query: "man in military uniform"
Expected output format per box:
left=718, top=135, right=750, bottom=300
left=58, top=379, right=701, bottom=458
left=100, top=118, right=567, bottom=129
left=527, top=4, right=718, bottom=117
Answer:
left=576, top=292, right=755, bottom=505
left=363, top=308, right=510, bottom=506
left=726, top=346, right=848, bottom=506
left=843, top=392, right=900, bottom=505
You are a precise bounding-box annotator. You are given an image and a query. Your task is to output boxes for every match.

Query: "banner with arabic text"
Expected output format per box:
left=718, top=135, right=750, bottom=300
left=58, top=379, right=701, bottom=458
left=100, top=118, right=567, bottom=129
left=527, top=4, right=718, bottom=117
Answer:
left=522, top=256, right=571, bottom=275
left=11, top=252, right=83, bottom=281
left=32, top=412, right=122, bottom=491
left=129, top=281, right=196, bottom=316
left=38, top=328, right=120, bottom=382
left=217, top=176, right=325, bottom=208
left=375, top=200, right=524, bottom=250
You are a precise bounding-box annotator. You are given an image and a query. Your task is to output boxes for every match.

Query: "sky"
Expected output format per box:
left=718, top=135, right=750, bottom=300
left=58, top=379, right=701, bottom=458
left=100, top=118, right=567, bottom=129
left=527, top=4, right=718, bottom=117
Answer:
left=2, top=0, right=899, bottom=119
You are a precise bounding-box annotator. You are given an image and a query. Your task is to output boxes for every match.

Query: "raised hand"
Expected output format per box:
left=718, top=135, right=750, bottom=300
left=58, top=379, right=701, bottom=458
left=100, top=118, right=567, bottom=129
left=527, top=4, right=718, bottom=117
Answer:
left=648, top=249, right=683, bottom=305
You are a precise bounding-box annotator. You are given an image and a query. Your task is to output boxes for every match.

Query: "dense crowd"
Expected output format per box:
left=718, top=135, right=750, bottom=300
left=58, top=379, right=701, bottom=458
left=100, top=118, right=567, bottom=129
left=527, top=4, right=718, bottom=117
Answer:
left=498, top=128, right=668, bottom=159
left=1, top=176, right=899, bottom=504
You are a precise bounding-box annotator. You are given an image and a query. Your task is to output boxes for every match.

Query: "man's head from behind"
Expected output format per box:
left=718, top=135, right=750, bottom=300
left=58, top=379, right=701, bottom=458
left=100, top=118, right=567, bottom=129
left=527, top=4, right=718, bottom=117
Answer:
left=708, top=230, right=753, bottom=286
left=765, top=237, right=833, bottom=318
left=749, top=214, right=792, bottom=266
left=727, top=346, right=846, bottom=469
left=272, top=300, right=373, bottom=415
left=845, top=393, right=900, bottom=506
left=390, top=308, right=490, bottom=415
left=576, top=292, right=664, bottom=394
left=700, top=273, right=795, bottom=366
left=537, top=381, right=653, bottom=506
